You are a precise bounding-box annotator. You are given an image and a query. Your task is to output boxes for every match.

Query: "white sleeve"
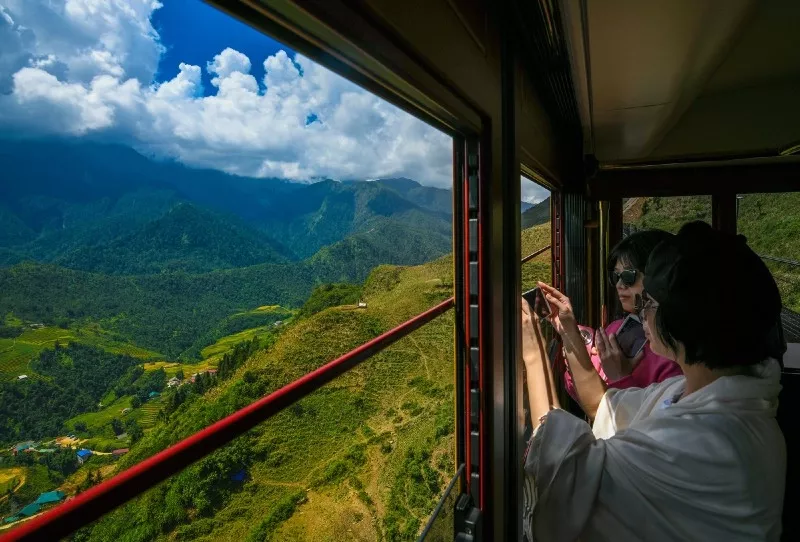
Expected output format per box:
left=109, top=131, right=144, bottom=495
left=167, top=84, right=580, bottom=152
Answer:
left=592, top=386, right=654, bottom=438
left=524, top=409, right=606, bottom=542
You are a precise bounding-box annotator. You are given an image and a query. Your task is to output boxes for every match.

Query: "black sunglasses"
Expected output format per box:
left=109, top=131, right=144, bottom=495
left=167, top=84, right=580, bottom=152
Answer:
left=610, top=268, right=638, bottom=287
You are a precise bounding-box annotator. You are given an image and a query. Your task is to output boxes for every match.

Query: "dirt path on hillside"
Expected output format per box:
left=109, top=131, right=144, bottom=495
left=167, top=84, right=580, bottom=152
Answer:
left=408, top=336, right=431, bottom=379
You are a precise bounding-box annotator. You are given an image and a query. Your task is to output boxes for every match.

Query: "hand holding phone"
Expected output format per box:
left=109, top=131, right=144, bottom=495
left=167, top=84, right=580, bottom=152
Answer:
left=595, top=317, right=647, bottom=381
left=615, top=315, right=647, bottom=359
left=522, top=287, right=551, bottom=319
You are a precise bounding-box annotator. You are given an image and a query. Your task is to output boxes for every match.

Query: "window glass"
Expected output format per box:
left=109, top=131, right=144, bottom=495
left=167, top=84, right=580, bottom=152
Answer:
left=623, top=196, right=711, bottom=235
left=737, top=192, right=800, bottom=314
left=521, top=176, right=552, bottom=291
left=0, top=0, right=454, bottom=538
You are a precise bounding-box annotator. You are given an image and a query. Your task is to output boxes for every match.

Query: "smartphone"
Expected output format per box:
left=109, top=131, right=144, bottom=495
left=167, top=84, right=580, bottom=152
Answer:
left=522, top=287, right=551, bottom=319
left=615, top=314, right=647, bottom=358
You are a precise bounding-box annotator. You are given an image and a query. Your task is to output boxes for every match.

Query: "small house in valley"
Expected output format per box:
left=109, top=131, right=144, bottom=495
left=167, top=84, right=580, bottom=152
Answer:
left=76, top=449, right=92, bottom=464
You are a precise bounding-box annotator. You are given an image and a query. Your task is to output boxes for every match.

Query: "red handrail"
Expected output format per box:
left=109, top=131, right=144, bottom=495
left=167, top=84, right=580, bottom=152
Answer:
left=2, top=297, right=455, bottom=542
left=521, top=244, right=551, bottom=264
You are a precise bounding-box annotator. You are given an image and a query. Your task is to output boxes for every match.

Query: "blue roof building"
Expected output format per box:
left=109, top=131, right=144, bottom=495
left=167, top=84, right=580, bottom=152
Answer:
left=77, top=449, right=93, bottom=463
left=34, top=491, right=66, bottom=505
left=13, top=441, right=35, bottom=452
left=18, top=503, right=41, bottom=517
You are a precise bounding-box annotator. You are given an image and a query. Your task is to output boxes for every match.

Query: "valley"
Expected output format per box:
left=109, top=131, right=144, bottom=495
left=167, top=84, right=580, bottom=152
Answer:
left=0, top=138, right=556, bottom=540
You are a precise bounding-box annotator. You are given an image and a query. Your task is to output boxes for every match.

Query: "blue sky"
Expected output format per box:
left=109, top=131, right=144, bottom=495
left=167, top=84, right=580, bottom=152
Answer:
left=0, top=0, right=547, bottom=201
left=152, top=0, right=286, bottom=93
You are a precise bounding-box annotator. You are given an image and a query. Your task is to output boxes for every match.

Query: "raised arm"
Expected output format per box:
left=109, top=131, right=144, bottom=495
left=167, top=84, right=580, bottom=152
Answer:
left=521, top=298, right=560, bottom=427
left=537, top=282, right=608, bottom=419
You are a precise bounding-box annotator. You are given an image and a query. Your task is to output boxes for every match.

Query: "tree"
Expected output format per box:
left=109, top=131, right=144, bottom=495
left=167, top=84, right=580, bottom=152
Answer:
left=43, top=448, right=77, bottom=477
left=126, top=419, right=144, bottom=443
left=131, top=396, right=142, bottom=409
left=74, top=421, right=88, bottom=432
left=176, top=369, right=184, bottom=381
left=110, top=418, right=124, bottom=436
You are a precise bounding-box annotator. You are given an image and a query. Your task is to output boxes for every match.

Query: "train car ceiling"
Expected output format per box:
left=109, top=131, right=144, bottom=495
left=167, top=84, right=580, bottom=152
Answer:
left=560, top=0, right=800, bottom=165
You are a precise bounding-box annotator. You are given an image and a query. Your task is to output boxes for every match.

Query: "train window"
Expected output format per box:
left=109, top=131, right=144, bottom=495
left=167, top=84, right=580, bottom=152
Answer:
left=622, top=196, right=712, bottom=235
left=0, top=0, right=455, bottom=538
left=737, top=192, right=800, bottom=320
left=521, top=176, right=552, bottom=291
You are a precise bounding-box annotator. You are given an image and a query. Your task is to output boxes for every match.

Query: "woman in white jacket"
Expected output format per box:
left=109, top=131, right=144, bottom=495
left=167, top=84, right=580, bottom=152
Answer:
left=522, top=221, right=786, bottom=542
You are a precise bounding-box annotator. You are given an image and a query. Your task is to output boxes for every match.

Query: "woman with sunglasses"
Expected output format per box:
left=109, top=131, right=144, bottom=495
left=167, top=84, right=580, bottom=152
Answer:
left=521, top=221, right=785, bottom=541
left=562, top=230, right=681, bottom=413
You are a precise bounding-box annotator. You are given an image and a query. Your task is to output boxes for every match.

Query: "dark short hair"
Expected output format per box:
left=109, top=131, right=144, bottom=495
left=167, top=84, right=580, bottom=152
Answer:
left=644, top=221, right=781, bottom=369
left=607, top=229, right=674, bottom=280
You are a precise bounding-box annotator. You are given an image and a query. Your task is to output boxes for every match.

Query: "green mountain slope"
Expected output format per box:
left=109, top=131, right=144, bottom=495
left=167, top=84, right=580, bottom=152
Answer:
left=521, top=197, right=551, bottom=229
left=56, top=203, right=294, bottom=274
left=372, top=178, right=452, bottom=216
left=0, top=220, right=451, bottom=358
left=81, top=256, right=458, bottom=542
left=0, top=139, right=452, bottom=269
left=79, top=221, right=553, bottom=541
left=261, top=180, right=451, bottom=258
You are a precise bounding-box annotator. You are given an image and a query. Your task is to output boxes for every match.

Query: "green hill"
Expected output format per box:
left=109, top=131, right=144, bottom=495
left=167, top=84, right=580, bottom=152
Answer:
left=0, top=219, right=451, bottom=359
left=80, top=256, right=458, bottom=542
left=260, top=180, right=452, bottom=258
left=521, top=197, right=551, bottom=229
left=0, top=139, right=453, bottom=269
left=78, top=231, right=552, bottom=541
left=56, top=203, right=294, bottom=274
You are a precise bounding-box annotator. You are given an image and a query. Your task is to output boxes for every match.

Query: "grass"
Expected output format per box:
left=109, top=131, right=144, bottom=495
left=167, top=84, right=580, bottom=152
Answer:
left=0, top=323, right=161, bottom=381
left=0, top=468, right=23, bottom=494
left=201, top=326, right=275, bottom=364
left=624, top=196, right=712, bottom=233
left=142, top=360, right=215, bottom=378
left=139, top=399, right=164, bottom=429
left=65, top=395, right=140, bottom=436
left=522, top=222, right=552, bottom=291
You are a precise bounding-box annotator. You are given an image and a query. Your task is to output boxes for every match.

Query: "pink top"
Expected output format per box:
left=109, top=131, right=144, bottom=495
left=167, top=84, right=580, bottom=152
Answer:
left=564, top=318, right=682, bottom=402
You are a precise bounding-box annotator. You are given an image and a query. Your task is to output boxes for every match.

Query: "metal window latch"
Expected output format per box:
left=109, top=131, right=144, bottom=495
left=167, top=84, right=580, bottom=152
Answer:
left=455, top=493, right=482, bottom=541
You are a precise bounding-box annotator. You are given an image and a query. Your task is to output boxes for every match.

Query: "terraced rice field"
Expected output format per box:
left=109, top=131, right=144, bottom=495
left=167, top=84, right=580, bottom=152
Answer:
left=0, top=325, right=161, bottom=381
left=139, top=398, right=165, bottom=429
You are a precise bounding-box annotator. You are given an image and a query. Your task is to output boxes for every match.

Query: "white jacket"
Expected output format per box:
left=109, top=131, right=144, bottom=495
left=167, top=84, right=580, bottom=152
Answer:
left=525, top=359, right=786, bottom=542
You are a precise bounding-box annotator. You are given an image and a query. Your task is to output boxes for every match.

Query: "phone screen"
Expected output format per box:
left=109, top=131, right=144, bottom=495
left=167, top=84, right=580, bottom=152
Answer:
left=522, top=287, right=551, bottom=319
left=616, top=316, right=647, bottom=358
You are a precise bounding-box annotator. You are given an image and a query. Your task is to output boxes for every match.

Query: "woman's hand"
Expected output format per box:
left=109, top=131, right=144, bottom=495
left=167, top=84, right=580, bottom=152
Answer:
left=536, top=282, right=579, bottom=338
left=594, top=327, right=644, bottom=381
left=521, top=297, right=545, bottom=367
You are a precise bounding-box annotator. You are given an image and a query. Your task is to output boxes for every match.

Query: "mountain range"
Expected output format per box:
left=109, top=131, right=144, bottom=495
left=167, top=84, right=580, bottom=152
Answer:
left=0, top=138, right=455, bottom=272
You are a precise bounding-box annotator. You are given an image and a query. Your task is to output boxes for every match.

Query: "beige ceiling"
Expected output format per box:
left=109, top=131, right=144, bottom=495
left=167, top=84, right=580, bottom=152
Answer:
left=563, top=0, right=800, bottom=163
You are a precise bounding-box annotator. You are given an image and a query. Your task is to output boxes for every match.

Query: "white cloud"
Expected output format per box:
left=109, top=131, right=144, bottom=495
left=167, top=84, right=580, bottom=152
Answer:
left=0, top=0, right=453, bottom=188
left=521, top=177, right=550, bottom=204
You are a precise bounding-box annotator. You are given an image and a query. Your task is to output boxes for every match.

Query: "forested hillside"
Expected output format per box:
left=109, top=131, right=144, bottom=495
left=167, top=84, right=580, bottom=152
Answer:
left=0, top=139, right=453, bottom=269
left=0, top=220, right=448, bottom=359
left=78, top=255, right=458, bottom=542
left=55, top=203, right=294, bottom=274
